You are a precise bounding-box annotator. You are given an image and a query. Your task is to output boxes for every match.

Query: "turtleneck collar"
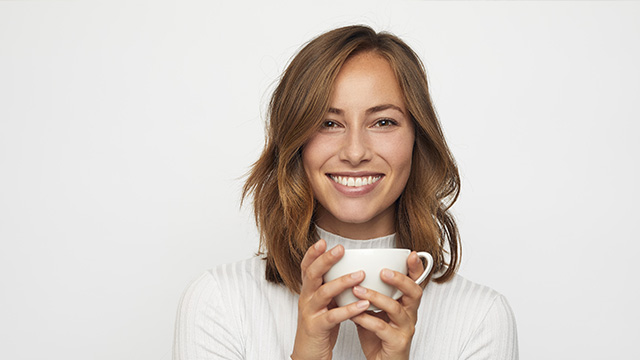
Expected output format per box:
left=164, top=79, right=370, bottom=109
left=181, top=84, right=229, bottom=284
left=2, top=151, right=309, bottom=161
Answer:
left=315, top=226, right=397, bottom=250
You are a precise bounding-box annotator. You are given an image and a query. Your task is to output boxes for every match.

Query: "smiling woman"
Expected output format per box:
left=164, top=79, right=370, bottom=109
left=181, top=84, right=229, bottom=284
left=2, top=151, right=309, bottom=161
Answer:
left=173, top=25, right=518, bottom=360
left=303, top=52, right=415, bottom=240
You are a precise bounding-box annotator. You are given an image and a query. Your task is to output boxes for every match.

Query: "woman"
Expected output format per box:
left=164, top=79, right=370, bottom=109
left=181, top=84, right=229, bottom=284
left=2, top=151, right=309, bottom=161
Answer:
left=173, top=25, right=518, bottom=359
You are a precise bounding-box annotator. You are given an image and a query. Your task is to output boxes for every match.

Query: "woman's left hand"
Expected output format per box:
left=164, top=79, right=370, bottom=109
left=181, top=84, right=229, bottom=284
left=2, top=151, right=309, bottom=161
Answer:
left=350, top=251, right=426, bottom=360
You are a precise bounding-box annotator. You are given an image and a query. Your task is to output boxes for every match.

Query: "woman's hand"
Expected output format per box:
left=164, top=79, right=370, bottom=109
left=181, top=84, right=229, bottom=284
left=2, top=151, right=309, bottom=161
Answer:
left=291, top=239, right=370, bottom=360
left=350, top=251, right=426, bottom=360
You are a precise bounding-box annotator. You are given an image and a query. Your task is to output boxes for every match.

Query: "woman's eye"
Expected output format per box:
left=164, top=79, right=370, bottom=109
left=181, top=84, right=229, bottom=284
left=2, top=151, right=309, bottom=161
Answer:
left=374, top=118, right=397, bottom=127
left=321, top=120, right=339, bottom=128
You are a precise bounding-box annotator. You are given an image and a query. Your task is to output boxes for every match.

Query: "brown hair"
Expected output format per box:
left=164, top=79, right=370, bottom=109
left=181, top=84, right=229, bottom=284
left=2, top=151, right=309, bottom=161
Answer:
left=242, top=25, right=461, bottom=293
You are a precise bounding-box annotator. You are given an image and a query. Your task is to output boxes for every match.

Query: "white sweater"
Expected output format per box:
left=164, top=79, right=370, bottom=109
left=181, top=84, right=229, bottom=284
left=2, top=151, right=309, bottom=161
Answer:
left=173, top=228, right=519, bottom=359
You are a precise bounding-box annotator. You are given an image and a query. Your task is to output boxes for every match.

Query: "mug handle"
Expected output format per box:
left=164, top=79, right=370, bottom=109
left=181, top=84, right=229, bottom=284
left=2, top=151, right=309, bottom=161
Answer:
left=391, top=252, right=434, bottom=300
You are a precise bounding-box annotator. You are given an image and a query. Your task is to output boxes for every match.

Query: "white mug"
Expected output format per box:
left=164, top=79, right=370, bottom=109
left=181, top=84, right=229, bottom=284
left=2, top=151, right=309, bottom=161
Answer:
left=323, top=248, right=434, bottom=311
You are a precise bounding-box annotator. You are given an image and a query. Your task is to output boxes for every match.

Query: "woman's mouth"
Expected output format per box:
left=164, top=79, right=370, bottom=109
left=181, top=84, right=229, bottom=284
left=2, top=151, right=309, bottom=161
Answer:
left=326, top=173, right=384, bottom=196
left=329, top=175, right=382, bottom=187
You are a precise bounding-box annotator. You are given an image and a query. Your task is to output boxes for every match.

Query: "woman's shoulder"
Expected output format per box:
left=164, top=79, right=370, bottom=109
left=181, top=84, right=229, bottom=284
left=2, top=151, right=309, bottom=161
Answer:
left=175, top=256, right=275, bottom=332
left=174, top=257, right=282, bottom=358
left=425, top=272, right=507, bottom=308
left=423, top=272, right=515, bottom=324
left=207, top=255, right=267, bottom=282
left=419, top=272, right=518, bottom=356
left=183, top=256, right=269, bottom=296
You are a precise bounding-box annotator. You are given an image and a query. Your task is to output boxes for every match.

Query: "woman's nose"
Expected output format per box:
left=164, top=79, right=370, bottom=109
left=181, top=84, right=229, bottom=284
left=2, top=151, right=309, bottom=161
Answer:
left=338, top=129, right=372, bottom=166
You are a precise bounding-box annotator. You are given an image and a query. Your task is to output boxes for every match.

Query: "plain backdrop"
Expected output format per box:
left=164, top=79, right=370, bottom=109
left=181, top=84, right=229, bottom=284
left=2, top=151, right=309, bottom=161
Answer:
left=1, top=1, right=639, bottom=359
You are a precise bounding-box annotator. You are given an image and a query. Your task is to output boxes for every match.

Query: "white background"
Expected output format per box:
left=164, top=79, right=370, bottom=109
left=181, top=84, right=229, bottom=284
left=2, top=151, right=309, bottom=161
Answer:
left=1, top=1, right=639, bottom=359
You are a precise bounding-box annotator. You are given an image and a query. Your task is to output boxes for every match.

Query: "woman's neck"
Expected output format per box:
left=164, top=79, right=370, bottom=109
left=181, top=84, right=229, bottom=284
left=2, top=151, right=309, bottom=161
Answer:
left=315, top=226, right=396, bottom=250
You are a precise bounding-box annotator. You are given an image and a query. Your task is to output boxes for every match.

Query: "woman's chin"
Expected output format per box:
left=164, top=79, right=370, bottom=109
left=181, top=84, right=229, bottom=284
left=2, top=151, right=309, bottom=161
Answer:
left=318, top=208, right=378, bottom=225
left=316, top=209, right=396, bottom=237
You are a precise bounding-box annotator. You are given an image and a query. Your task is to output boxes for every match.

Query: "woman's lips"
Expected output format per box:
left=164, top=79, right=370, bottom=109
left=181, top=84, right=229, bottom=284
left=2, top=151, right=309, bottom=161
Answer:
left=326, top=173, right=384, bottom=196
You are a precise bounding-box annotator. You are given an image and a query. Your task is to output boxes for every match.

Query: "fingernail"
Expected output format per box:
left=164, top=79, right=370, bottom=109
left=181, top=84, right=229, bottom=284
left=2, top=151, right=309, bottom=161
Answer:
left=356, top=300, right=369, bottom=309
left=314, top=240, right=322, bottom=250
left=381, top=269, right=393, bottom=279
left=414, top=253, right=421, bottom=264
left=350, top=270, right=363, bottom=279
left=331, top=246, right=341, bottom=256
left=353, top=286, right=366, bottom=295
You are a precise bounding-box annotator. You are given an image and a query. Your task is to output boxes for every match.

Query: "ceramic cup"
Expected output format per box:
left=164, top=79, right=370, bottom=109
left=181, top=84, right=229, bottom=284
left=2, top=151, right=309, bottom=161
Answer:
left=323, top=248, right=434, bottom=311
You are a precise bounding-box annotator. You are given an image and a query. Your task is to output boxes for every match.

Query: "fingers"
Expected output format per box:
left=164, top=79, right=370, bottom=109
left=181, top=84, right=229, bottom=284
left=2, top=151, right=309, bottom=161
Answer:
left=294, top=240, right=368, bottom=359
left=300, top=240, right=342, bottom=295
left=307, top=270, right=365, bottom=310
left=351, top=269, right=423, bottom=325
left=348, top=260, right=426, bottom=357
left=320, top=299, right=371, bottom=328
left=351, top=312, right=413, bottom=349
left=299, top=239, right=327, bottom=274
left=352, top=284, right=412, bottom=328
left=351, top=312, right=393, bottom=340
left=301, top=240, right=369, bottom=313
left=381, top=268, right=424, bottom=310
left=407, top=251, right=425, bottom=283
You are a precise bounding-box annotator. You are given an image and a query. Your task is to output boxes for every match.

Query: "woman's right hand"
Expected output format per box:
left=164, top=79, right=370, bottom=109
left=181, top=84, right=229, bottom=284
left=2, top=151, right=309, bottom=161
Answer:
left=291, top=239, right=370, bottom=360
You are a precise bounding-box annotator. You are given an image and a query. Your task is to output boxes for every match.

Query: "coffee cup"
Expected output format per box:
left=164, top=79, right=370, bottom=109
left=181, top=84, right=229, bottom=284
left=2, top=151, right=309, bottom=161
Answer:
left=323, top=248, right=434, bottom=311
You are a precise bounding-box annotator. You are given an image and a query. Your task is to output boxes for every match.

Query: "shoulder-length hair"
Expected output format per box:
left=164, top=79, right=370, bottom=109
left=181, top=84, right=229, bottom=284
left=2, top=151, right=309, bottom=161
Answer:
left=243, top=25, right=461, bottom=293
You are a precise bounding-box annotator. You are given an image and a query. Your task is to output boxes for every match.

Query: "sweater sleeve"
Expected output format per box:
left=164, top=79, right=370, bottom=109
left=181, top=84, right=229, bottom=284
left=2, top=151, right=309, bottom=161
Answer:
left=173, top=271, right=244, bottom=360
left=458, top=294, right=519, bottom=360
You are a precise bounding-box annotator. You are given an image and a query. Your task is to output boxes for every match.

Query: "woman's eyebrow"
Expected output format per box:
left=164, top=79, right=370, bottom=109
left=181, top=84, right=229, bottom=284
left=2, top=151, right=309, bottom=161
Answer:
left=327, top=104, right=405, bottom=115
left=366, top=104, right=404, bottom=115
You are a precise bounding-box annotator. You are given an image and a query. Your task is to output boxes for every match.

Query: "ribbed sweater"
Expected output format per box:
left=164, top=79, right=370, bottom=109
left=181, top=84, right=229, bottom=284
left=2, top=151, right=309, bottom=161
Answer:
left=173, top=228, right=519, bottom=359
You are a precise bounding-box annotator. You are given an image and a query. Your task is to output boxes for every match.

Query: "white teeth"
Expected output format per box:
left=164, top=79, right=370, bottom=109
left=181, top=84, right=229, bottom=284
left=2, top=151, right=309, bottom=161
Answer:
left=329, top=175, right=382, bottom=187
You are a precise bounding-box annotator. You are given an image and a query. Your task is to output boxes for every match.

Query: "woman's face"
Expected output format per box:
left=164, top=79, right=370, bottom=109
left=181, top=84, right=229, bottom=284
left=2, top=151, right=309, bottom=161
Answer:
left=302, top=52, right=415, bottom=239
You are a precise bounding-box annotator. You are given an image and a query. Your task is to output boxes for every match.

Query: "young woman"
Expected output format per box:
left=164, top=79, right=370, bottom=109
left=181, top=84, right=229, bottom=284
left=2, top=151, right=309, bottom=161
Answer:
left=173, top=25, right=518, bottom=360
